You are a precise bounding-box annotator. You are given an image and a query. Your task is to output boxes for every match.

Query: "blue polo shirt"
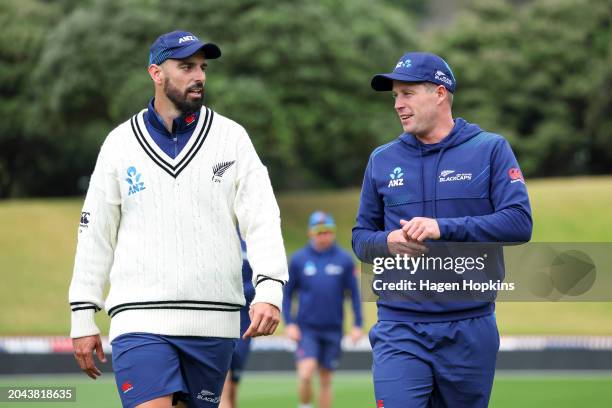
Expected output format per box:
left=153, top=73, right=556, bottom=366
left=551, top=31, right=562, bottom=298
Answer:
left=143, top=98, right=200, bottom=159
left=283, top=243, right=363, bottom=331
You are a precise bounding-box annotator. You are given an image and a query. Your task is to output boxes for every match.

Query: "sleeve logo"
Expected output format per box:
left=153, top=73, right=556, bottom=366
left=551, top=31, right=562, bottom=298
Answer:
left=508, top=167, right=525, bottom=184
left=79, top=212, right=90, bottom=232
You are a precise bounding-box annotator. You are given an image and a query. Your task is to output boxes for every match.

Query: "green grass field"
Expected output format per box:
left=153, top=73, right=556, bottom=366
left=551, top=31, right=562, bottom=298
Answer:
left=1, top=176, right=612, bottom=335
left=0, top=372, right=611, bottom=407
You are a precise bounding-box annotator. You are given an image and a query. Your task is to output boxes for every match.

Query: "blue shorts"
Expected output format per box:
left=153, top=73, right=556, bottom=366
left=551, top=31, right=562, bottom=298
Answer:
left=369, top=314, right=499, bottom=408
left=111, top=333, right=234, bottom=408
left=229, top=308, right=252, bottom=383
left=296, top=327, right=343, bottom=370
left=229, top=337, right=252, bottom=383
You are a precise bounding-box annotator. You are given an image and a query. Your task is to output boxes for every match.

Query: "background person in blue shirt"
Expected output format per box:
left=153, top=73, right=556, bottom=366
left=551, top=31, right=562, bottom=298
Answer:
left=352, top=52, right=532, bottom=408
left=283, top=211, right=364, bottom=408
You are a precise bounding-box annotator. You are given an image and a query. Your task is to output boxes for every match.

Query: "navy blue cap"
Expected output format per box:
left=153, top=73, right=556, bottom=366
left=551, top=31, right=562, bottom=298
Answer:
left=371, top=52, right=456, bottom=93
left=308, top=211, right=336, bottom=232
left=149, top=30, right=221, bottom=66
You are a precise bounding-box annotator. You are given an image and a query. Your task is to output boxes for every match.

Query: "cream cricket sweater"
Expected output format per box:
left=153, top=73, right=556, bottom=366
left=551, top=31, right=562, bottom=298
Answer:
left=69, top=107, right=288, bottom=341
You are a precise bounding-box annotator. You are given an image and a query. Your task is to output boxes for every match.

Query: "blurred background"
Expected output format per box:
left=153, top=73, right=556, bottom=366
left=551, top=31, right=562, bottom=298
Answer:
left=1, top=0, right=611, bottom=406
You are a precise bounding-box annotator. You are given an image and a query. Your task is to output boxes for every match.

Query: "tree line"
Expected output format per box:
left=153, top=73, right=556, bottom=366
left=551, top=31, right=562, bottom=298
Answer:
left=0, top=0, right=610, bottom=197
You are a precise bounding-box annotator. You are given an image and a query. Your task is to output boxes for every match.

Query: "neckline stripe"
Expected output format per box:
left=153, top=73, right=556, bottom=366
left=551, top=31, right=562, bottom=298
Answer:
left=130, top=107, right=213, bottom=178
left=130, top=117, right=175, bottom=176
left=174, top=110, right=214, bottom=176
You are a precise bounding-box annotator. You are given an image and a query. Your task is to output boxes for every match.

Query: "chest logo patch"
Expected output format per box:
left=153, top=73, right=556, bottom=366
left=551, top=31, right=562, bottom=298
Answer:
left=325, top=264, right=343, bottom=275
left=388, top=167, right=404, bottom=188
left=126, top=166, right=146, bottom=195
left=439, top=169, right=472, bottom=183
left=212, top=161, right=235, bottom=183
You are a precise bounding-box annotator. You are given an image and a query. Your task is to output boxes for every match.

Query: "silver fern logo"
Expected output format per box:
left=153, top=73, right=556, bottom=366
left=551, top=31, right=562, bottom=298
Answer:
left=212, top=161, right=235, bottom=183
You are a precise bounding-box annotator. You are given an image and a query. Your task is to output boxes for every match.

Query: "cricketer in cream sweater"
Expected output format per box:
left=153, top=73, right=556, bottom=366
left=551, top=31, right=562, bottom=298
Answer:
left=69, top=107, right=287, bottom=340
left=68, top=34, right=289, bottom=374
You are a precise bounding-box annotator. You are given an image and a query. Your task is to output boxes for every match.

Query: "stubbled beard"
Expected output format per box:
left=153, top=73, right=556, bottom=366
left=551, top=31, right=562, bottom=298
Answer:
left=163, top=79, right=204, bottom=114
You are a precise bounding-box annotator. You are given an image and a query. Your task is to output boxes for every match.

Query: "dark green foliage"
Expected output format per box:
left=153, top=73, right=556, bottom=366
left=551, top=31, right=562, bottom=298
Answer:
left=0, top=0, right=610, bottom=197
left=3, top=0, right=415, bottom=196
left=428, top=0, right=612, bottom=176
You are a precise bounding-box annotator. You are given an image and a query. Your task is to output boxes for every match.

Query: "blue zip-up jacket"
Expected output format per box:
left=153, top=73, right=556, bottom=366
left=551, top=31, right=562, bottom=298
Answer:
left=283, top=243, right=363, bottom=331
left=352, top=118, right=532, bottom=322
left=143, top=98, right=200, bottom=159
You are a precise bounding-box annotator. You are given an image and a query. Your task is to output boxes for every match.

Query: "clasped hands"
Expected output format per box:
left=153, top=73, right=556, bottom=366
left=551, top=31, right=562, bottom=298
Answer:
left=387, top=217, right=440, bottom=256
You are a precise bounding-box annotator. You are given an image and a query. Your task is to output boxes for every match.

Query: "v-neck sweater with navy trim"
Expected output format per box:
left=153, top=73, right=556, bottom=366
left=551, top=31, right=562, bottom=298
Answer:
left=69, top=105, right=288, bottom=341
left=144, top=98, right=199, bottom=159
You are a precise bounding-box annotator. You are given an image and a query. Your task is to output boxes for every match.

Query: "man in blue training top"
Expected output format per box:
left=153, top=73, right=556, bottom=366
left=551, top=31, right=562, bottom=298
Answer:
left=284, top=211, right=364, bottom=408
left=352, top=52, right=532, bottom=408
left=220, top=240, right=255, bottom=408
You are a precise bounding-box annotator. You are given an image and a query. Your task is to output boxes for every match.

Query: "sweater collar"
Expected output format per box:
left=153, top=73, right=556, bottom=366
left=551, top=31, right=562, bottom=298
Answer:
left=147, top=98, right=200, bottom=136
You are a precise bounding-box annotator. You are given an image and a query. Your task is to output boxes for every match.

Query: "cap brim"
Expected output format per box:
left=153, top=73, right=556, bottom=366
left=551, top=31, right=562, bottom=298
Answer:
left=371, top=72, right=428, bottom=91
left=310, top=225, right=336, bottom=233
left=171, top=41, right=222, bottom=60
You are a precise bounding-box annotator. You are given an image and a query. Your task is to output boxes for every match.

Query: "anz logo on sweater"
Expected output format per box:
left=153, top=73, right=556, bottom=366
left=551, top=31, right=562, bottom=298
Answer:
left=126, top=166, right=146, bottom=195
left=212, top=161, right=235, bottom=183
left=388, top=167, right=404, bottom=188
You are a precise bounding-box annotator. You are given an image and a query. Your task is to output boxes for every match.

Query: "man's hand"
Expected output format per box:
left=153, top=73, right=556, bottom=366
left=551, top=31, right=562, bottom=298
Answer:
left=401, top=217, right=440, bottom=242
left=387, top=224, right=428, bottom=256
left=350, top=326, right=364, bottom=344
left=72, top=335, right=106, bottom=380
left=243, top=303, right=281, bottom=339
left=285, top=323, right=301, bottom=342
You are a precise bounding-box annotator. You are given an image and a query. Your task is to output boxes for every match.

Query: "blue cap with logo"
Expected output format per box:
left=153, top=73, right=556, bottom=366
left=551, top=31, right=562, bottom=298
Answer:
left=371, top=52, right=456, bottom=93
left=149, top=30, right=221, bottom=66
left=308, top=211, right=336, bottom=233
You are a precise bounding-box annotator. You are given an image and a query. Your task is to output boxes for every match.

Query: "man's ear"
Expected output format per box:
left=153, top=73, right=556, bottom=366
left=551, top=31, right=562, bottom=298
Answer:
left=147, top=64, right=164, bottom=85
left=436, top=85, right=447, bottom=105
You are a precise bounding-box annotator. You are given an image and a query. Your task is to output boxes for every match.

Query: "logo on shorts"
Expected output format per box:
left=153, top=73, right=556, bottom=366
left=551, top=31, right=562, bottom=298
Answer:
left=388, top=167, right=404, bottom=188
left=508, top=167, right=525, bottom=184
left=196, top=389, right=220, bottom=403
left=377, top=399, right=385, bottom=408
left=121, top=381, right=133, bottom=394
